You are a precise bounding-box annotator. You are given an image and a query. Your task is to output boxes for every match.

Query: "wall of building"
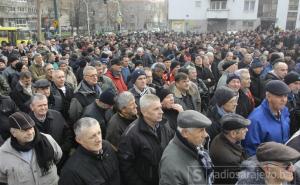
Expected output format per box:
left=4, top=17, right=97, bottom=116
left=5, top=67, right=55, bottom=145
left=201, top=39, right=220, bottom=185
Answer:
left=276, top=0, right=289, bottom=29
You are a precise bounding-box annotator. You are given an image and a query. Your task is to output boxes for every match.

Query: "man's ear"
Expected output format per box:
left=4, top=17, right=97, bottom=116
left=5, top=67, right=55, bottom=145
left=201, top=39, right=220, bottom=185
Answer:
left=10, top=128, right=16, bottom=137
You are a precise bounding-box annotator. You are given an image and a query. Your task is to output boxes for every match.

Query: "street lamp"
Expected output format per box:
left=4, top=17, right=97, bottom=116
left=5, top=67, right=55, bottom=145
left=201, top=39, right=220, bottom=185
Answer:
left=80, top=0, right=90, bottom=36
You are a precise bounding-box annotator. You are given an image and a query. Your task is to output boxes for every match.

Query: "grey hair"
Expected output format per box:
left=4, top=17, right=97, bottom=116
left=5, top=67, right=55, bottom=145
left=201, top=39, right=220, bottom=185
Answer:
left=139, top=94, right=160, bottom=109
left=137, top=47, right=144, bottom=53
left=186, top=66, right=196, bottom=74
left=30, top=93, right=47, bottom=105
left=177, top=126, right=195, bottom=133
left=235, top=68, right=249, bottom=78
left=206, top=52, right=214, bottom=57
left=74, top=117, right=99, bottom=137
left=52, top=69, right=65, bottom=77
left=83, top=66, right=96, bottom=76
left=115, top=91, right=135, bottom=112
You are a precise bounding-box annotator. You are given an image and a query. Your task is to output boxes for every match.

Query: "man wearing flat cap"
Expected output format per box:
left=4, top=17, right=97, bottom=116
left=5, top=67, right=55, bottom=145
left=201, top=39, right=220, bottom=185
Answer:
left=243, top=80, right=291, bottom=156
left=33, top=79, right=55, bottom=109
left=284, top=71, right=300, bottom=135
left=106, top=57, right=128, bottom=93
left=210, top=113, right=250, bottom=184
left=237, top=142, right=300, bottom=185
left=0, top=111, right=62, bottom=185
left=159, top=110, right=214, bottom=185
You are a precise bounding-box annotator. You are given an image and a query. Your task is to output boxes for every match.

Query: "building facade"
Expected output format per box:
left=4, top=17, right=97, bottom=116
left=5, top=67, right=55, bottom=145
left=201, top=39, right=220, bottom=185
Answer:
left=168, top=0, right=260, bottom=33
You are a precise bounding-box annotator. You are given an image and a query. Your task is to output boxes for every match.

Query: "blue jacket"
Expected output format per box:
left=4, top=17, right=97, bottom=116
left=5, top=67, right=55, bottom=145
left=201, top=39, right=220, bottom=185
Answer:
left=242, top=99, right=290, bottom=156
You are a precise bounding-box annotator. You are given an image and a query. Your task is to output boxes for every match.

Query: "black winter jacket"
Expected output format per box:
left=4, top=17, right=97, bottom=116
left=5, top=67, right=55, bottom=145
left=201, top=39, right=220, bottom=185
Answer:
left=59, top=141, right=121, bottom=185
left=117, top=117, right=173, bottom=185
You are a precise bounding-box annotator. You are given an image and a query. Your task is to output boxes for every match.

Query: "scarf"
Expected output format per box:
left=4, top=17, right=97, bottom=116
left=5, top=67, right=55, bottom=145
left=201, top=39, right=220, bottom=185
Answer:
left=176, top=131, right=214, bottom=184
left=133, top=84, right=151, bottom=97
left=11, top=127, right=55, bottom=175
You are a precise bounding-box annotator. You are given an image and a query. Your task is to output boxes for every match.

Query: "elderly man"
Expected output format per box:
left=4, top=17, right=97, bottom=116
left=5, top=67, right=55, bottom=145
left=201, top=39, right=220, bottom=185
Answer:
left=69, top=66, right=102, bottom=123
left=264, top=61, right=288, bottom=83
left=235, top=69, right=255, bottom=118
left=106, top=91, right=138, bottom=150
left=33, top=79, right=55, bottom=108
left=129, top=69, right=156, bottom=106
left=29, top=94, right=73, bottom=167
left=29, top=53, right=46, bottom=81
left=134, top=47, right=153, bottom=68
left=51, top=70, right=74, bottom=121
left=170, top=72, right=201, bottom=112
left=284, top=72, right=300, bottom=135
left=159, top=110, right=213, bottom=185
left=243, top=80, right=291, bottom=156
left=237, top=142, right=300, bottom=185
left=0, top=112, right=62, bottom=185
left=210, top=113, right=250, bottom=184
left=10, top=71, right=33, bottom=113
left=118, top=94, right=173, bottom=185
left=59, top=117, right=121, bottom=185
left=90, top=61, right=117, bottom=93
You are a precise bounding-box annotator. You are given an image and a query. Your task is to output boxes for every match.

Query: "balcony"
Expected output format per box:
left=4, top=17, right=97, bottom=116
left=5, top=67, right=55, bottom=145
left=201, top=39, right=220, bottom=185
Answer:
left=207, top=9, right=230, bottom=19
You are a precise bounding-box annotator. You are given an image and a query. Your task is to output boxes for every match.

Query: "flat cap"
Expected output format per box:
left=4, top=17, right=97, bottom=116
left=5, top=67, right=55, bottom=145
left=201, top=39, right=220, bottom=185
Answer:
left=257, top=142, right=300, bottom=163
left=266, top=80, right=290, bottom=96
left=177, top=110, right=212, bottom=128
left=33, top=79, right=51, bottom=88
left=284, top=72, right=300, bottom=85
left=9, top=112, right=35, bottom=130
left=220, top=113, right=251, bottom=131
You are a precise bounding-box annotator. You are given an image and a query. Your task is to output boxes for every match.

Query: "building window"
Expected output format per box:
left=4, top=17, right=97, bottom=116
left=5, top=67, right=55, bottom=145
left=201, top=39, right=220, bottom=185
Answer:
left=195, top=1, right=201, bottom=8
left=210, top=1, right=227, bottom=10
left=244, top=0, right=255, bottom=12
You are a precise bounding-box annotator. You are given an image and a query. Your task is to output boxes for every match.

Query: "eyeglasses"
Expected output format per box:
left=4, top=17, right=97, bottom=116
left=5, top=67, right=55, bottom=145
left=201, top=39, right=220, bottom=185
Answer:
left=267, top=162, right=293, bottom=170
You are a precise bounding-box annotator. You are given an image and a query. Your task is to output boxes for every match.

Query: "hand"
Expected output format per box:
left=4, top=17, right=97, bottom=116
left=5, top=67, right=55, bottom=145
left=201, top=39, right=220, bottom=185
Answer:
left=171, top=104, right=184, bottom=112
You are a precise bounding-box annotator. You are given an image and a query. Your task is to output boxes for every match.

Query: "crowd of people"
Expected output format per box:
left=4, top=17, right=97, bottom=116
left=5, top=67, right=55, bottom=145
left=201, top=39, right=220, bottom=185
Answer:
left=0, top=29, right=300, bottom=185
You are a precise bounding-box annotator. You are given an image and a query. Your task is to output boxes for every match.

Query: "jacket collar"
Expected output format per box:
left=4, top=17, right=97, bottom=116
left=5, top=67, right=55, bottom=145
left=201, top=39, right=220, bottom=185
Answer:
left=173, top=132, right=198, bottom=159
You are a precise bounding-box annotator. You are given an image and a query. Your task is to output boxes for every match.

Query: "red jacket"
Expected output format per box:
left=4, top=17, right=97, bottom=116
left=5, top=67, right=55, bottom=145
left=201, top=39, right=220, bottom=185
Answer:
left=106, top=70, right=128, bottom=93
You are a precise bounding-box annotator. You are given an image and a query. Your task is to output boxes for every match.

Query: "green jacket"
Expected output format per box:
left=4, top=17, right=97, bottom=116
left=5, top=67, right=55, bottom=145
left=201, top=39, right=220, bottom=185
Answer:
left=29, top=63, right=46, bottom=81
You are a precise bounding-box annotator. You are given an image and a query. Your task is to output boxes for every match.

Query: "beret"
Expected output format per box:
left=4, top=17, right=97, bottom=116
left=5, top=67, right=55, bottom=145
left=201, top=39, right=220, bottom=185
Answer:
left=177, top=110, right=212, bottom=128
left=220, top=113, right=250, bottom=131
left=257, top=142, right=300, bottom=163
left=98, top=88, right=116, bottom=106
left=266, top=80, right=290, bottom=96
left=250, top=59, right=264, bottom=69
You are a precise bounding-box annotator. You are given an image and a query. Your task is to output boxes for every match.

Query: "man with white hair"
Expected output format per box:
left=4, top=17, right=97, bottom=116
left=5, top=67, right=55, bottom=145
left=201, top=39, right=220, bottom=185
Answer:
left=118, top=94, right=173, bottom=185
left=59, top=117, right=121, bottom=185
left=134, top=47, right=154, bottom=68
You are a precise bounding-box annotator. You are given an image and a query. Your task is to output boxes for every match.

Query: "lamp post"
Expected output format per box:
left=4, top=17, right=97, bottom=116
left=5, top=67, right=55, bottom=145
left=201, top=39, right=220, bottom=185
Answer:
left=80, top=0, right=90, bottom=36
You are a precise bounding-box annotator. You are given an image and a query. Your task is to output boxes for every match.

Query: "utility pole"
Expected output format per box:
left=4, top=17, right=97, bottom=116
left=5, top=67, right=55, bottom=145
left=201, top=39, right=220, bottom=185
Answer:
left=53, top=0, right=61, bottom=36
left=37, top=0, right=42, bottom=41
